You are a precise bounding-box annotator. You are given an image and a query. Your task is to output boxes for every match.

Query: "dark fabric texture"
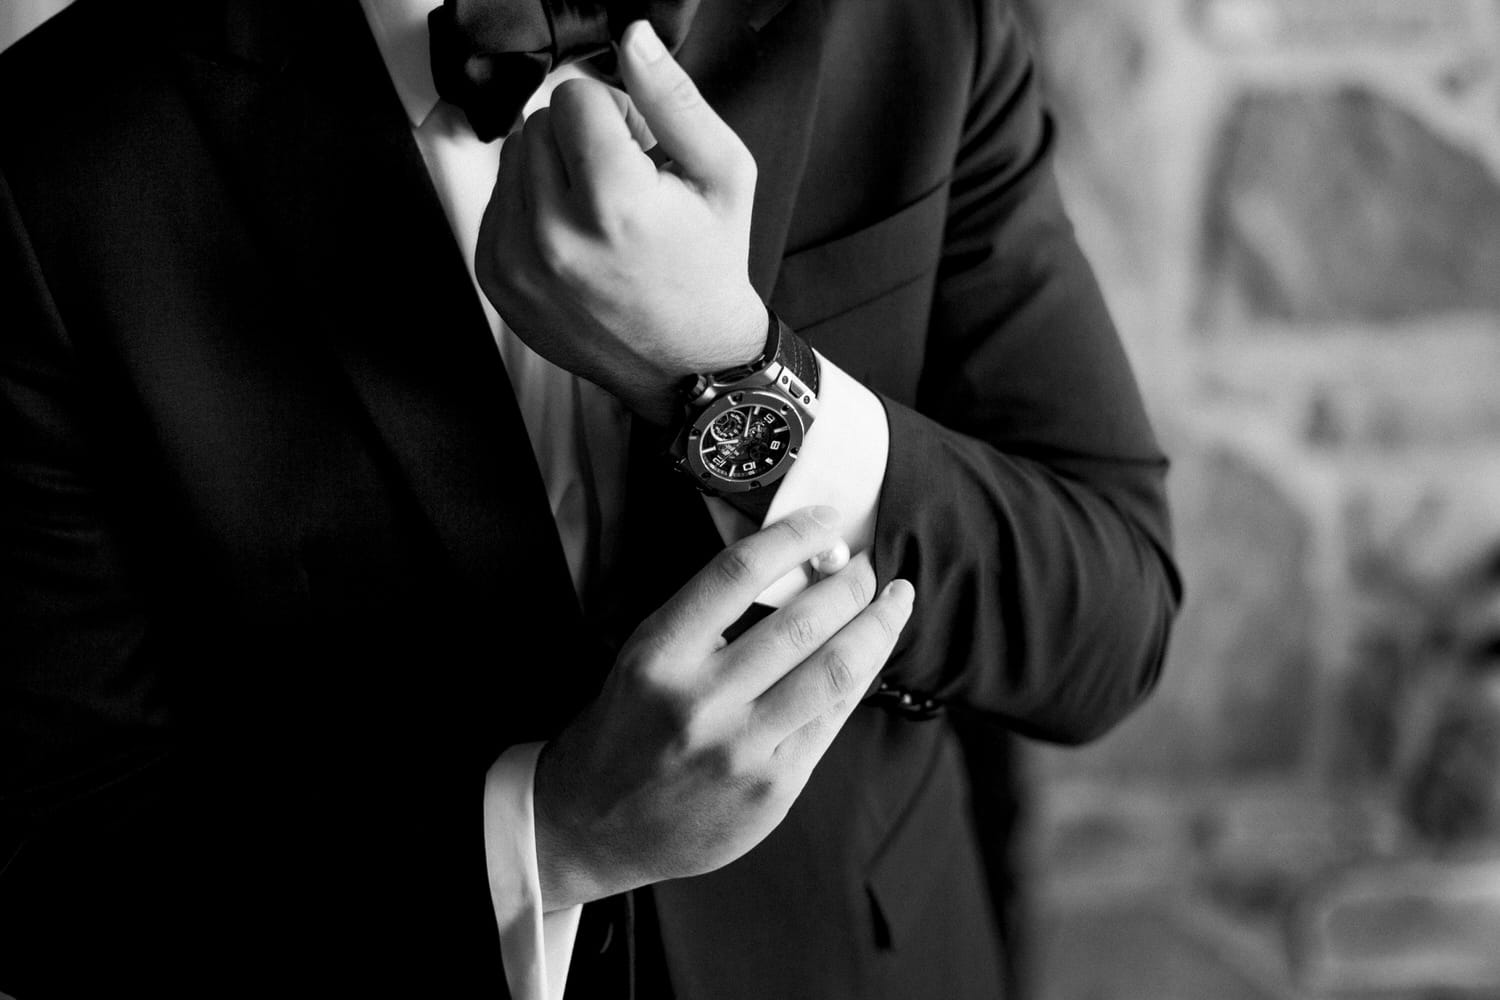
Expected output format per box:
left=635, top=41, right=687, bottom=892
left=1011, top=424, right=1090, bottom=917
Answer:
left=0, top=1, right=1180, bottom=998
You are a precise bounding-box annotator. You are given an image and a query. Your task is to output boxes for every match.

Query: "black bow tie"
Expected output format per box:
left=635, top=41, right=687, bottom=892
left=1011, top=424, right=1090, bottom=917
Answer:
left=429, top=0, right=701, bottom=141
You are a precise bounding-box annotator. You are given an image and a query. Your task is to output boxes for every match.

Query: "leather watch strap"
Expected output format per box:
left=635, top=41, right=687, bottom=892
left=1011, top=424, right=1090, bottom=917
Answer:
left=719, top=475, right=779, bottom=521
left=773, top=314, right=820, bottom=396
left=671, top=310, right=820, bottom=523
left=717, top=317, right=817, bottom=523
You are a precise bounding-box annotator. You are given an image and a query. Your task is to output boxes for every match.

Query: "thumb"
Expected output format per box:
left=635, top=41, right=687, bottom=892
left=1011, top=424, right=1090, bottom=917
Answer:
left=617, top=21, right=753, bottom=194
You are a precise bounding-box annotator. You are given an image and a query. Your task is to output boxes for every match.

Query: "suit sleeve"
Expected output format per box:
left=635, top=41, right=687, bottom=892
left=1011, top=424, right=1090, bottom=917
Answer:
left=871, top=0, right=1182, bottom=744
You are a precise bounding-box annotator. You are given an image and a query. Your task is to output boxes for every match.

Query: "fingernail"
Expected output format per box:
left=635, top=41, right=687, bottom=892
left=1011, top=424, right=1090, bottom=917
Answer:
left=627, top=21, right=667, bottom=64
left=807, top=506, right=842, bottom=529
left=882, top=580, right=915, bottom=606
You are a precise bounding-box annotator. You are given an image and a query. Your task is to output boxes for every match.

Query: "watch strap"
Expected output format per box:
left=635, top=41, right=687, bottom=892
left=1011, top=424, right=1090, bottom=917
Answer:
left=716, top=317, right=816, bottom=522
left=719, top=480, right=778, bottom=521
left=774, top=314, right=820, bottom=396
left=680, top=310, right=819, bottom=409
left=672, top=310, right=819, bottom=522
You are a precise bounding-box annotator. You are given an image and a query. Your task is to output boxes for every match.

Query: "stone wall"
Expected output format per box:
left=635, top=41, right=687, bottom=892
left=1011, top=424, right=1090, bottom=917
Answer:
left=1015, top=0, right=1500, bottom=996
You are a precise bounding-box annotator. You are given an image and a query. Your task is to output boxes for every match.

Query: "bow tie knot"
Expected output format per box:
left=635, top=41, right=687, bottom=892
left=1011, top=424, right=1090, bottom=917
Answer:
left=429, top=0, right=700, bottom=140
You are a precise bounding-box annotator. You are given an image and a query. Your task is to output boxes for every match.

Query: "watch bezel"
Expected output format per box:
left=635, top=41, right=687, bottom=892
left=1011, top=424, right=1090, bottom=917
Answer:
left=680, top=388, right=809, bottom=495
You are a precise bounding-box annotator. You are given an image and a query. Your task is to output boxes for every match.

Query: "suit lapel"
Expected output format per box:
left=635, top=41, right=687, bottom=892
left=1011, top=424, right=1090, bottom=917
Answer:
left=168, top=0, right=826, bottom=643
left=171, top=1, right=580, bottom=614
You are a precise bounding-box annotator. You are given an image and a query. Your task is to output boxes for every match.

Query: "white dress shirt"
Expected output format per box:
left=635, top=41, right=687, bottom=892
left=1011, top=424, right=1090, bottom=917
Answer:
left=359, top=3, right=890, bottom=997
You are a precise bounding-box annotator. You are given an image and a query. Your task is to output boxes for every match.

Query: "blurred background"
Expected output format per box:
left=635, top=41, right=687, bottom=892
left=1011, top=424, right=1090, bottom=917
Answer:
left=5, top=0, right=1499, bottom=997
left=1010, top=0, right=1500, bottom=997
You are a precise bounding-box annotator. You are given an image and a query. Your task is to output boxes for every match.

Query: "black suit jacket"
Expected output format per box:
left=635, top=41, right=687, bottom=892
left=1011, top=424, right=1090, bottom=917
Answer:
left=0, top=1, right=1180, bottom=997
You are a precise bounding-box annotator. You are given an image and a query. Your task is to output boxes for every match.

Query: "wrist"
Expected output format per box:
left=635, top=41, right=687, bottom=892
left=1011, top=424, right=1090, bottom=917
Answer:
left=631, top=294, right=771, bottom=427
left=711, top=290, right=771, bottom=372
left=533, top=741, right=634, bottom=912
left=667, top=309, right=820, bottom=518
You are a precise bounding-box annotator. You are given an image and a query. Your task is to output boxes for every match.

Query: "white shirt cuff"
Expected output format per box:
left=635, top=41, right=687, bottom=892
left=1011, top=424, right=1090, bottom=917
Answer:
left=484, top=742, right=583, bottom=1000
left=705, top=350, right=890, bottom=606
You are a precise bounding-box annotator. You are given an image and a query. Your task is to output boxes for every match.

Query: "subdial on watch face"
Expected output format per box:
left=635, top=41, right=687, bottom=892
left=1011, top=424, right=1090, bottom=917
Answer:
left=699, top=404, right=793, bottom=482
left=709, top=408, right=748, bottom=442
left=709, top=409, right=748, bottom=460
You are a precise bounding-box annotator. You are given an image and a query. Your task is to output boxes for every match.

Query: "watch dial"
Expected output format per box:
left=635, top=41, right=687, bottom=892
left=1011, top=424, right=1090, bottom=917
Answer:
left=700, top=404, right=792, bottom=482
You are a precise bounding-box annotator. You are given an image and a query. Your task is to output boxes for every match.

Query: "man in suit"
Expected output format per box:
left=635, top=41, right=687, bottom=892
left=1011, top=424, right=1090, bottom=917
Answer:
left=0, top=1, right=1180, bottom=997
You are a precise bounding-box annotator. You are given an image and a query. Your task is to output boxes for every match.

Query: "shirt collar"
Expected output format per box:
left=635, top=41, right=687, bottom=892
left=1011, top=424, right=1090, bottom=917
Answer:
left=359, top=0, right=443, bottom=129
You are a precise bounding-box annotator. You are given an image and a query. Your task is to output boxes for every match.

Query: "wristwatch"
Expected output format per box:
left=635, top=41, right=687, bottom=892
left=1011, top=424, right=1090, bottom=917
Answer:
left=669, top=310, right=821, bottom=520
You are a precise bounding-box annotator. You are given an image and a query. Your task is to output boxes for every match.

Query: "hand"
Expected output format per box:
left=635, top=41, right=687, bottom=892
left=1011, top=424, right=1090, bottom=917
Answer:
left=533, top=507, right=915, bottom=910
left=476, top=20, right=767, bottom=426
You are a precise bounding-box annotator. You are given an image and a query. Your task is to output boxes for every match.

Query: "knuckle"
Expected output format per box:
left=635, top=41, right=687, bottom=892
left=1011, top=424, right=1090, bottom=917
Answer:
left=519, top=113, right=554, bottom=157
left=664, top=72, right=702, bottom=113
left=876, top=605, right=904, bottom=645
left=717, top=541, right=761, bottom=589
left=525, top=105, right=553, bottom=134
left=821, top=649, right=856, bottom=701
left=533, top=227, right=575, bottom=279
left=842, top=568, right=874, bottom=609
left=673, top=698, right=710, bottom=743
left=625, top=619, right=675, bottom=669
left=621, top=625, right=695, bottom=696
left=654, top=683, right=701, bottom=739
left=592, top=197, right=642, bottom=245
left=793, top=715, right=826, bottom=745
left=738, top=773, right=776, bottom=806
left=780, top=511, right=818, bottom=544
left=780, top=611, right=822, bottom=653
left=549, top=79, right=584, bottom=116
left=695, top=740, right=741, bottom=783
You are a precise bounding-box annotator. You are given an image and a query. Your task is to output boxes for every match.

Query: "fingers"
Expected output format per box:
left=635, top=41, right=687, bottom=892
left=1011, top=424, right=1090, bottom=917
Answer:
left=547, top=78, right=656, bottom=207
left=715, top=552, right=876, bottom=702
left=756, top=579, right=914, bottom=751
left=519, top=108, right=571, bottom=224
left=653, top=506, right=845, bottom=653
left=476, top=122, right=531, bottom=304
left=602, top=83, right=658, bottom=154
left=494, top=98, right=646, bottom=286
left=480, top=110, right=566, bottom=300
left=617, top=21, right=755, bottom=199
left=496, top=116, right=529, bottom=217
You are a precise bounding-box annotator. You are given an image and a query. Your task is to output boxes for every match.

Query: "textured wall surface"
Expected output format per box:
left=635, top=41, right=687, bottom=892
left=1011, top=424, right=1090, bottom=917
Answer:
left=1016, top=0, right=1500, bottom=996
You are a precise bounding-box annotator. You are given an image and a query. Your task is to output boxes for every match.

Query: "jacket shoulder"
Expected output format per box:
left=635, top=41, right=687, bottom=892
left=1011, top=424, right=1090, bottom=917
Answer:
left=0, top=1, right=158, bottom=106
left=1, top=4, right=176, bottom=177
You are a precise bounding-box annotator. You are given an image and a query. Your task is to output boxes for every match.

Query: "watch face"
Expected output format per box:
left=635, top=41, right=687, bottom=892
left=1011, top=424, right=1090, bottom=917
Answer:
left=698, top=401, right=793, bottom=483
